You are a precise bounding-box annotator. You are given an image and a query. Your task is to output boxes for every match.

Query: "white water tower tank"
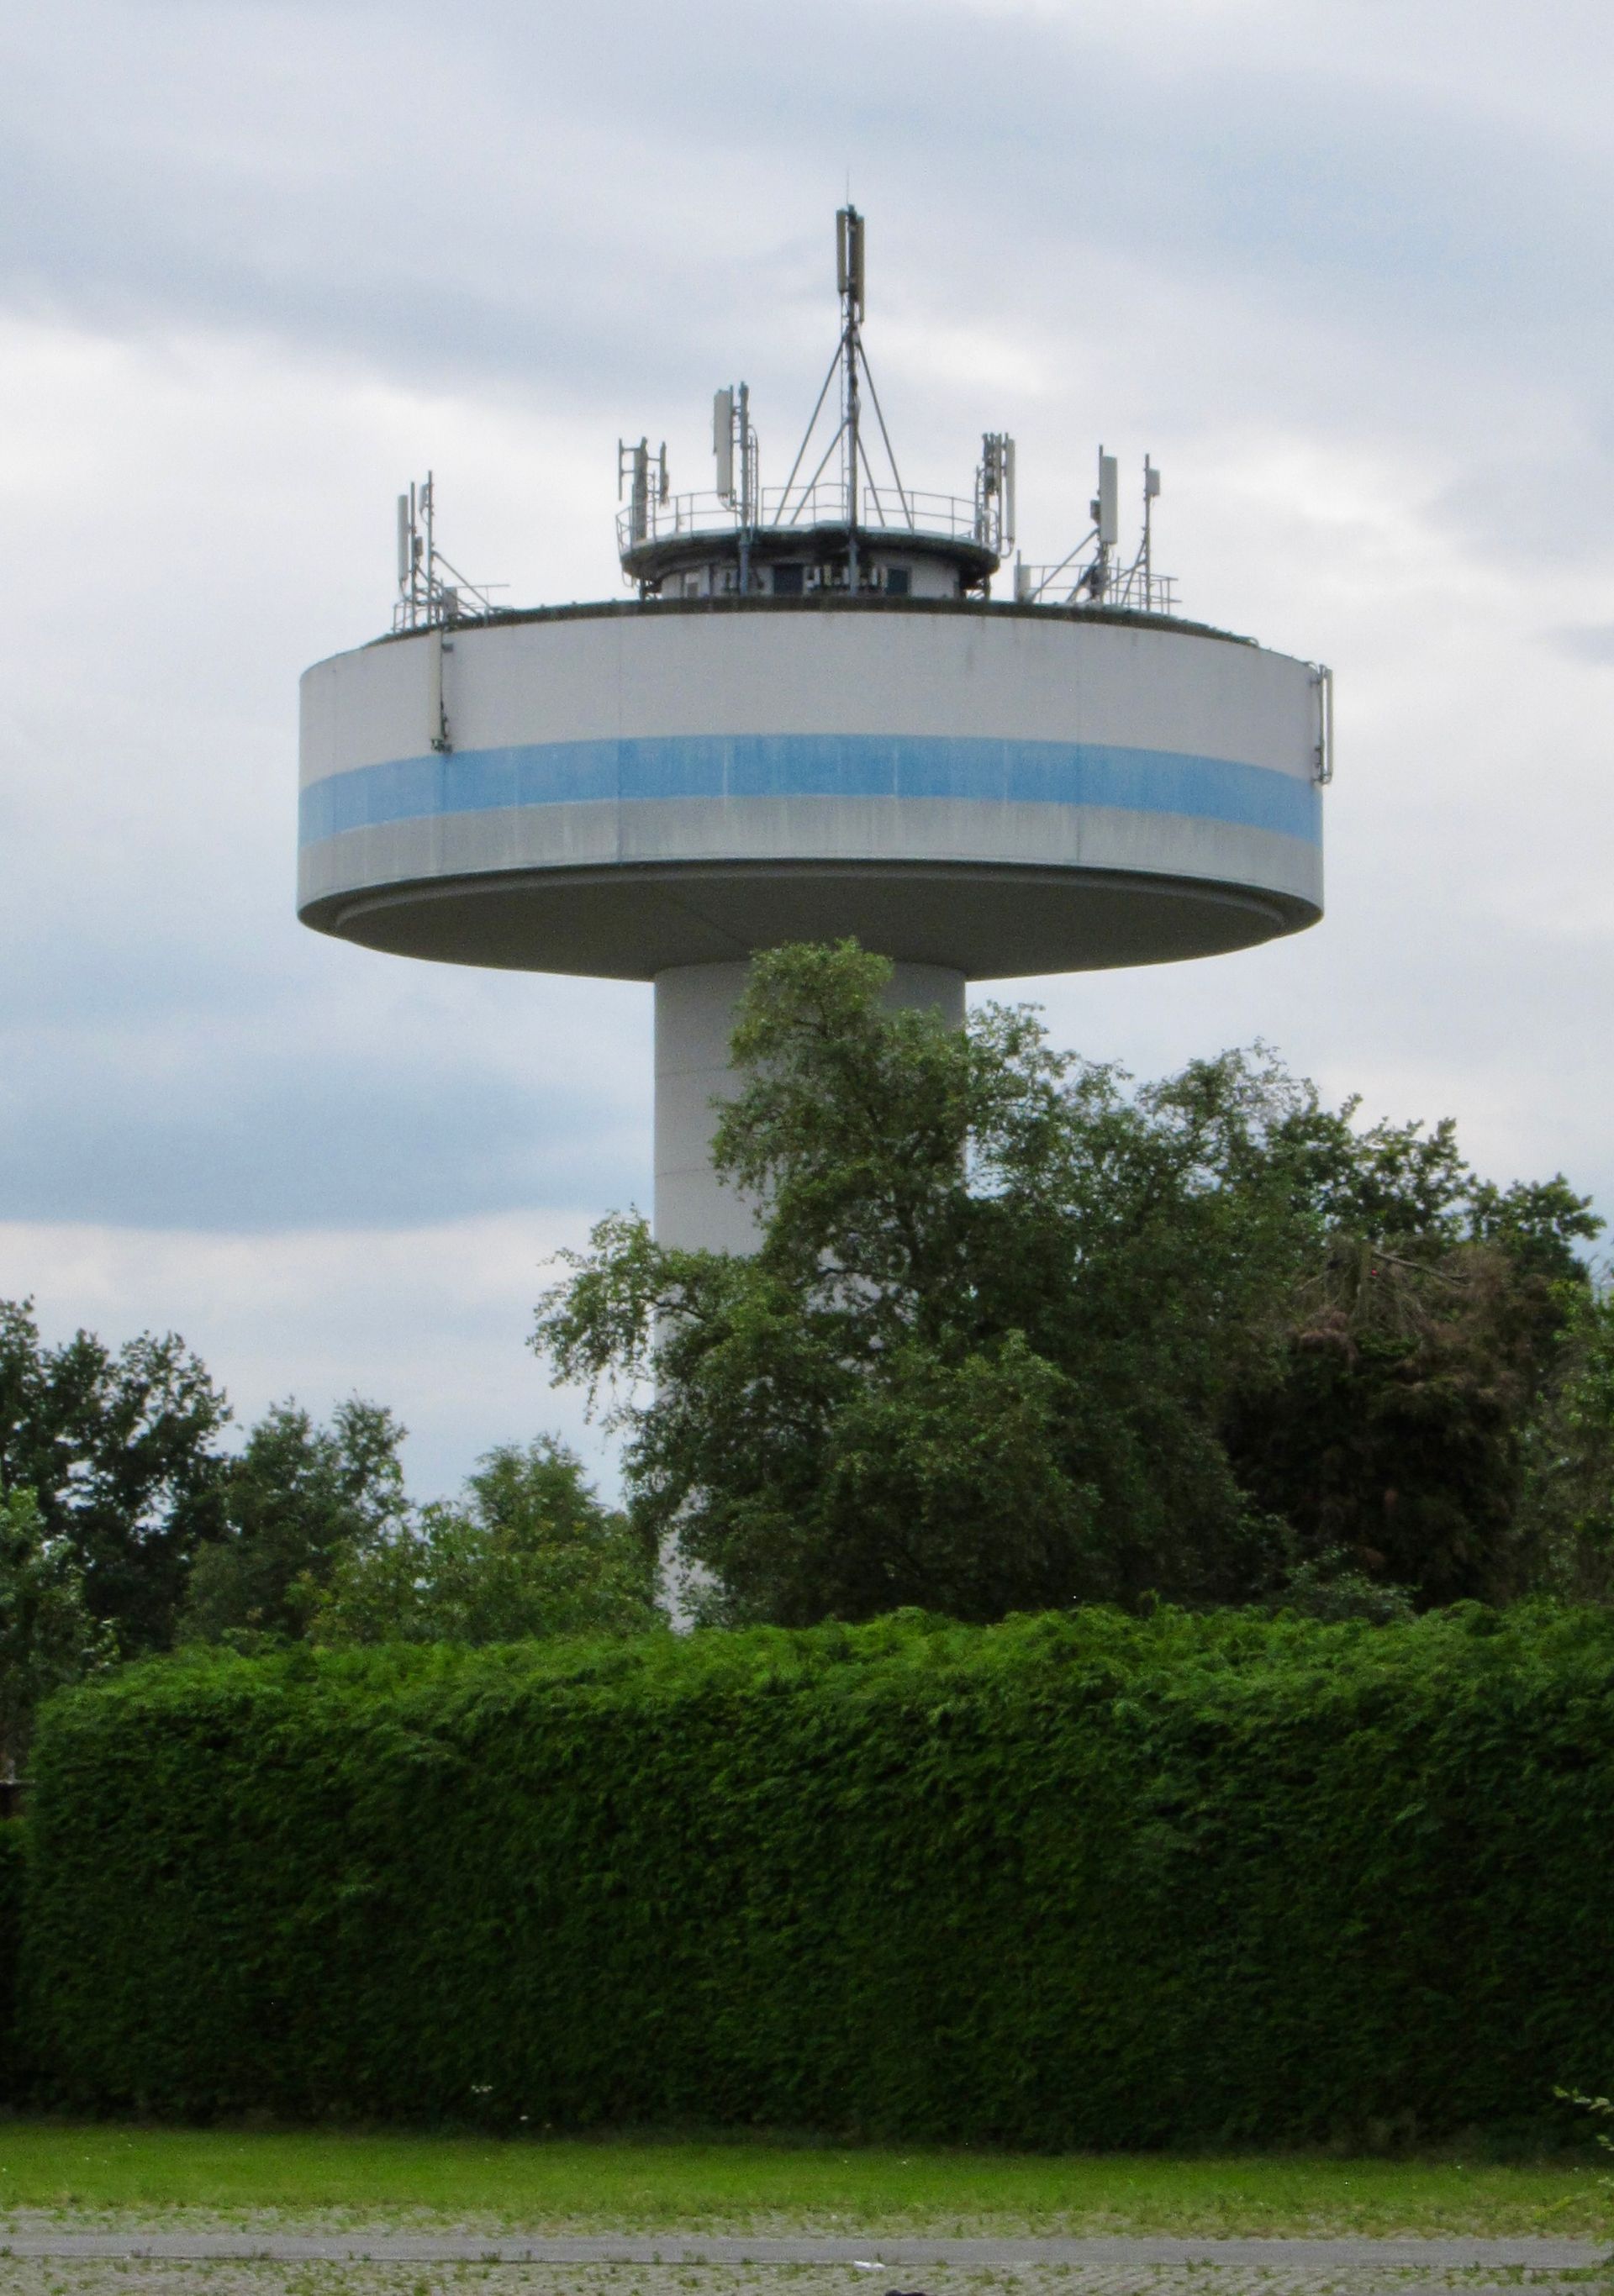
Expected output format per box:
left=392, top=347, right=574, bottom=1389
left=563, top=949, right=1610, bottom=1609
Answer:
left=299, top=213, right=1330, bottom=1250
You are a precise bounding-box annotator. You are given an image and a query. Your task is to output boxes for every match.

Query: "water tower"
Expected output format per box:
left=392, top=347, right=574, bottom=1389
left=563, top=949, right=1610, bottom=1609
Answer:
left=298, top=212, right=1331, bottom=1250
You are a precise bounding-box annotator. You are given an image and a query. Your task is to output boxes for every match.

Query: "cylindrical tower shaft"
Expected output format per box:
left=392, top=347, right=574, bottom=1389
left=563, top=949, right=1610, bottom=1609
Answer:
left=652, top=959, right=966, bottom=1252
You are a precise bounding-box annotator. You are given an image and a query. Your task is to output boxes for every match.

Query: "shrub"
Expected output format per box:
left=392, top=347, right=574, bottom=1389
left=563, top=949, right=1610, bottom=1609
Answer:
left=0, top=1819, right=28, bottom=2099
left=19, top=1606, right=1614, bottom=2142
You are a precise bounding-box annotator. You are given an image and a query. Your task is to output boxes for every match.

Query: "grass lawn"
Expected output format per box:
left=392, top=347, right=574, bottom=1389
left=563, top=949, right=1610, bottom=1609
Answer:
left=0, top=2122, right=1606, bottom=2234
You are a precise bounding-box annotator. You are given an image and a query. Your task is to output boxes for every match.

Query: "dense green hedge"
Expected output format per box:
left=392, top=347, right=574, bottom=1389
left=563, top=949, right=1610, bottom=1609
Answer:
left=18, top=1607, right=1614, bottom=2142
left=0, top=1820, right=26, bottom=2098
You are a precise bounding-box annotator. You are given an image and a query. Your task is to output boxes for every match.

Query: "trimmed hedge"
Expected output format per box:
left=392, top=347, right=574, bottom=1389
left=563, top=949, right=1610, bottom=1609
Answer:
left=18, top=1606, right=1614, bottom=2142
left=0, top=1820, right=25, bottom=2098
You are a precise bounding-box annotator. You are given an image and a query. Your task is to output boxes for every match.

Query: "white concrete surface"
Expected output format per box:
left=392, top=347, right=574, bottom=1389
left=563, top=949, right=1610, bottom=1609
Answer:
left=298, top=601, right=1324, bottom=981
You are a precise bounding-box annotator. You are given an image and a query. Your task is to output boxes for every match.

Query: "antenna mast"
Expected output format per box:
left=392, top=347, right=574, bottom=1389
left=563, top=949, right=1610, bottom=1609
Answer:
left=773, top=206, right=915, bottom=572
left=713, top=384, right=760, bottom=592
left=1142, top=455, right=1160, bottom=597
left=393, top=472, right=505, bottom=632
left=837, top=205, right=865, bottom=587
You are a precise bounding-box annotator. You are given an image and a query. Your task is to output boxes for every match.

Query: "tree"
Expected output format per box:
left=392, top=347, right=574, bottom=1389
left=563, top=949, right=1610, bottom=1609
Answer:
left=0, top=1487, right=117, bottom=1776
left=0, top=1298, right=229, bottom=1655
left=313, top=1437, right=661, bottom=1645
left=1217, top=1111, right=1601, bottom=1608
left=535, top=945, right=1324, bottom=1624
left=181, top=1398, right=408, bottom=1644
left=1221, top=1238, right=1578, bottom=1606
left=534, top=942, right=1601, bottom=1627
left=1515, top=1278, right=1614, bottom=1597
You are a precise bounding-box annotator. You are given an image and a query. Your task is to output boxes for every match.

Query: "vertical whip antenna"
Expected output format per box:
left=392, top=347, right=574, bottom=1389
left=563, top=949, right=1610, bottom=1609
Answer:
left=389, top=472, right=505, bottom=632
left=1142, top=455, right=1160, bottom=596
left=714, top=383, right=760, bottom=592
left=837, top=206, right=865, bottom=585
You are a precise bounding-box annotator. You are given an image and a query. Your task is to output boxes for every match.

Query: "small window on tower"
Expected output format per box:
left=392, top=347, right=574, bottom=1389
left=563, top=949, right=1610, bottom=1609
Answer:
left=772, top=564, right=804, bottom=596
left=884, top=567, right=911, bottom=597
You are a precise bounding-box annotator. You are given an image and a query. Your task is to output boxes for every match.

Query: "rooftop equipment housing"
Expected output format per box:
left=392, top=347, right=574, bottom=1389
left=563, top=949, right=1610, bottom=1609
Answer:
left=299, top=211, right=1332, bottom=1251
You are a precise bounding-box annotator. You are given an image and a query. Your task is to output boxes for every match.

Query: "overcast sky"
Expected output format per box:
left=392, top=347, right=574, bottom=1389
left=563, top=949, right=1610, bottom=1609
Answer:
left=2, top=0, right=1610, bottom=1499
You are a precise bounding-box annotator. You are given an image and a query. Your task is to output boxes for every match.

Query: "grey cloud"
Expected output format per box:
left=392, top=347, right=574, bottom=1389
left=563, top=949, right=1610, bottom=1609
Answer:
left=1545, top=624, right=1614, bottom=665
left=0, top=1032, right=649, bottom=1230
left=4, top=0, right=1614, bottom=413
left=1427, top=443, right=1614, bottom=564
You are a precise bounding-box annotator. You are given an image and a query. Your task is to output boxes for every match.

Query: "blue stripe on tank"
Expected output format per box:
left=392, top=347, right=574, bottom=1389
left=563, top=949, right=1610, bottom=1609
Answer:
left=299, top=734, right=1321, bottom=848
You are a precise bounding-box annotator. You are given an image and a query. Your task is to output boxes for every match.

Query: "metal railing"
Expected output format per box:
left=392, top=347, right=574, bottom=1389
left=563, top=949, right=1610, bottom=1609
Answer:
left=1014, top=559, right=1180, bottom=616
left=617, top=479, right=996, bottom=556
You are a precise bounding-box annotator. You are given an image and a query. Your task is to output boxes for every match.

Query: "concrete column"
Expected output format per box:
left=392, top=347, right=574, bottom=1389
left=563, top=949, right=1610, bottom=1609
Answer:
left=652, top=958, right=967, bottom=1252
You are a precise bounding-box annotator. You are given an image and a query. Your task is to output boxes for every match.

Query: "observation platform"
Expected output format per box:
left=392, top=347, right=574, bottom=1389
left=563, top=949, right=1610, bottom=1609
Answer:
left=617, top=482, right=999, bottom=597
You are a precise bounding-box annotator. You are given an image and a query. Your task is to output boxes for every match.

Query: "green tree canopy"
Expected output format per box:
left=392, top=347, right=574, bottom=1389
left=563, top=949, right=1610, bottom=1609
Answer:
left=0, top=1298, right=229, bottom=1655
left=181, top=1398, right=408, bottom=1645
left=534, top=941, right=1601, bottom=1626
left=313, top=1437, right=661, bottom=1645
left=1516, top=1280, right=1614, bottom=1596
left=0, top=1485, right=117, bottom=1775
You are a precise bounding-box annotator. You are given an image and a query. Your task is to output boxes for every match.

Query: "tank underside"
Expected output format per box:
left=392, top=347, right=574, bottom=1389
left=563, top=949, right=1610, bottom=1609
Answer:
left=304, top=856, right=1310, bottom=982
